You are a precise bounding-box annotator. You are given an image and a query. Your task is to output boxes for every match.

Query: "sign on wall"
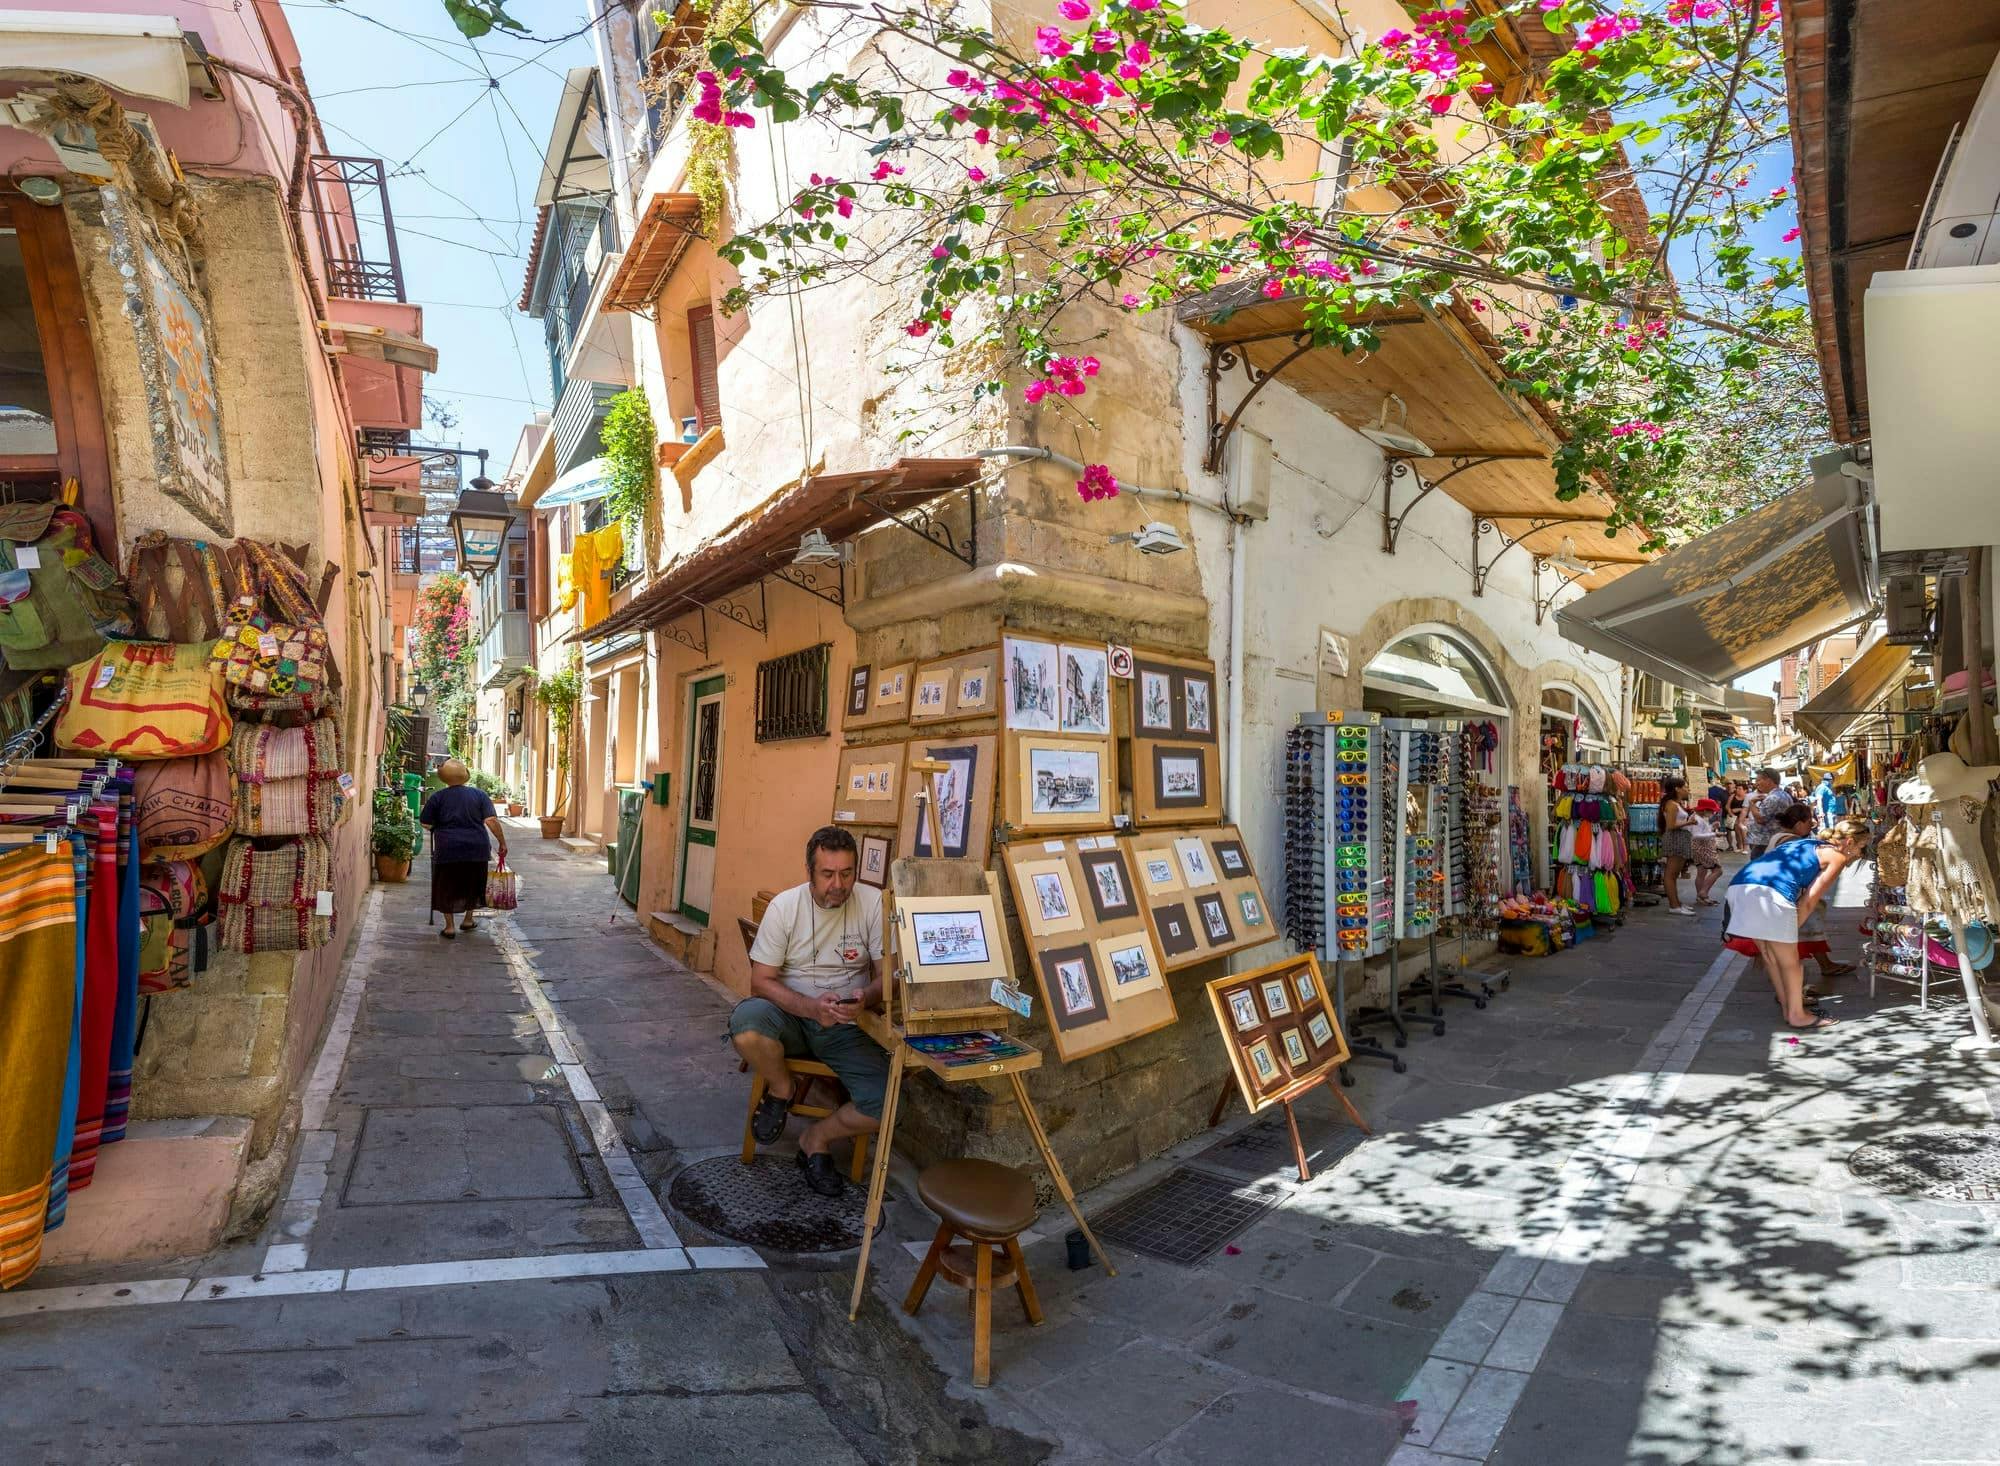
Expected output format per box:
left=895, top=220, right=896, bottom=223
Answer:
left=103, top=187, right=231, bottom=534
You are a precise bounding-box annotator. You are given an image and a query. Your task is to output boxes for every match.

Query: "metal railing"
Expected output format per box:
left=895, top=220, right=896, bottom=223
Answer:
left=309, top=155, right=407, bottom=303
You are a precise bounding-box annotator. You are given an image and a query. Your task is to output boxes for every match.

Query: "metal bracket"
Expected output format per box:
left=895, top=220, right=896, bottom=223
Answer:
left=656, top=602, right=709, bottom=656
left=700, top=582, right=767, bottom=636
left=770, top=557, right=845, bottom=608
left=1531, top=556, right=1590, bottom=626
left=857, top=484, right=977, bottom=569
left=1381, top=455, right=1510, bottom=554
left=1471, top=517, right=1605, bottom=597
left=1203, top=332, right=1316, bottom=475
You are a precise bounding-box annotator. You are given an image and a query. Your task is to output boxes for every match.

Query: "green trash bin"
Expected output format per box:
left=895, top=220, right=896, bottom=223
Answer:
left=402, top=772, right=422, bottom=819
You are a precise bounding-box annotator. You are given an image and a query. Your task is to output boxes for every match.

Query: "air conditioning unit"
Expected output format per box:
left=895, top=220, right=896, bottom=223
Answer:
left=1911, top=53, right=2000, bottom=269
left=1884, top=574, right=1932, bottom=644
left=1634, top=674, right=1673, bottom=713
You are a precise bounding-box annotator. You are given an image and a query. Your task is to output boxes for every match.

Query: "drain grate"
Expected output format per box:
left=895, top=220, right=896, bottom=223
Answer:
left=667, top=1154, right=877, bottom=1253
left=1089, top=1167, right=1282, bottom=1265
left=1848, top=1129, right=2000, bottom=1202
left=1194, top=1114, right=1368, bottom=1182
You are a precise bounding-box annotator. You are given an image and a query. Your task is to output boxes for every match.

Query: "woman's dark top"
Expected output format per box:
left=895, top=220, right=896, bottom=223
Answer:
left=420, top=785, right=497, bottom=864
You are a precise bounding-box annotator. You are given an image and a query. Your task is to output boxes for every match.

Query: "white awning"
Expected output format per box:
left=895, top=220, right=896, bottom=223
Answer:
left=534, top=67, right=611, bottom=206
left=1555, top=471, right=1877, bottom=705
left=538, top=457, right=612, bottom=510
left=0, top=11, right=199, bottom=108
left=1793, top=635, right=1914, bottom=747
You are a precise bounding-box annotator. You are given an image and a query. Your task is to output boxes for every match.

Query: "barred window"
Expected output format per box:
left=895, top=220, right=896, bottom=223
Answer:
left=755, top=643, right=831, bottom=743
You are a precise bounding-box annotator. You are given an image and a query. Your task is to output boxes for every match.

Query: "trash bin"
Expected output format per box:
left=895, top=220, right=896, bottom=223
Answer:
left=402, top=772, right=422, bottom=819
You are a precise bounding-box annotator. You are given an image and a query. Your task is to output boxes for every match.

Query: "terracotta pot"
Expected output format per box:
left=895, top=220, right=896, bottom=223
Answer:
left=503, top=801, right=522, bottom=817
left=374, top=854, right=412, bottom=883
left=538, top=815, right=566, bottom=840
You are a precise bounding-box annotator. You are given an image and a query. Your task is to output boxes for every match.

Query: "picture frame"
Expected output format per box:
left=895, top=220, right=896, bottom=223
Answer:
left=1246, top=1037, right=1282, bottom=1088
left=1226, top=987, right=1260, bottom=1032
left=1195, top=891, right=1235, bottom=946
left=1077, top=847, right=1138, bottom=922
left=1096, top=933, right=1164, bottom=1000
left=1006, top=734, right=1112, bottom=833
left=1212, top=839, right=1249, bottom=879
left=876, top=667, right=909, bottom=708
left=894, top=892, right=1010, bottom=985
left=1004, top=636, right=1060, bottom=732
left=1151, top=900, right=1199, bottom=957
left=898, top=735, right=997, bottom=861
left=1293, top=966, right=1318, bottom=1006
left=957, top=664, right=993, bottom=712
left=845, top=661, right=913, bottom=730
left=1016, top=857, right=1085, bottom=937
left=1307, top=1010, right=1336, bottom=1050
left=1152, top=745, right=1208, bottom=810
left=847, top=664, right=872, bottom=719
left=1136, top=847, right=1182, bottom=895
left=832, top=741, right=905, bottom=825
left=913, top=674, right=950, bottom=717
left=1178, top=670, right=1216, bottom=741
left=1040, top=943, right=1107, bottom=1032
left=857, top=833, right=892, bottom=888
left=1134, top=661, right=1178, bottom=735
left=1280, top=1027, right=1310, bottom=1069
left=1237, top=890, right=1266, bottom=928
left=910, top=646, right=1001, bottom=724
left=1175, top=835, right=1217, bottom=888
left=1058, top=643, right=1111, bottom=736
left=1259, top=977, right=1292, bottom=1019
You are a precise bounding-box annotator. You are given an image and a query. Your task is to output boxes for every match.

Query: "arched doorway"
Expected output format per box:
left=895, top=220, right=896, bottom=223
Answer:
left=1539, top=681, right=1612, bottom=779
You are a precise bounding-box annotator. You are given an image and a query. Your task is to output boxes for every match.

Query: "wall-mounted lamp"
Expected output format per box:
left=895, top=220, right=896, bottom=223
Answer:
left=792, top=529, right=851, bottom=566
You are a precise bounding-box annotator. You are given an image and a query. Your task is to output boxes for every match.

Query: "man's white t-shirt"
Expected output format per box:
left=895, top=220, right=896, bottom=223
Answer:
left=749, top=882, right=884, bottom=1000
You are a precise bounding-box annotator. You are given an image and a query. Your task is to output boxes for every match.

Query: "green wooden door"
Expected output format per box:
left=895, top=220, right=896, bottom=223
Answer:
left=677, top=675, right=725, bottom=923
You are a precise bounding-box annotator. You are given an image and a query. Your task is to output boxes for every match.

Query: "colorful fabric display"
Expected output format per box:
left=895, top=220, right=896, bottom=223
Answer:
left=0, top=844, right=81, bottom=1288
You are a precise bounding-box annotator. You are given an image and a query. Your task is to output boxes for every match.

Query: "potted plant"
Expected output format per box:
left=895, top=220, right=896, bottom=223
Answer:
left=537, top=656, right=582, bottom=840
left=371, top=784, right=420, bottom=882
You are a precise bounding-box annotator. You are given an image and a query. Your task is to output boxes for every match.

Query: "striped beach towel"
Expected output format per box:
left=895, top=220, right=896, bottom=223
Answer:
left=0, top=845, right=81, bottom=1288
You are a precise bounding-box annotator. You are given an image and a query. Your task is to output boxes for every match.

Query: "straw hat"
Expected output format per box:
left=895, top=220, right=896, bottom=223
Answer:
left=1895, top=751, right=2000, bottom=806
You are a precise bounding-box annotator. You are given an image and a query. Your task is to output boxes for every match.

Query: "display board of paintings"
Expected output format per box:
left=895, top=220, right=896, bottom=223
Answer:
left=1004, top=734, right=1113, bottom=834
left=832, top=740, right=906, bottom=825
left=1002, top=835, right=1176, bottom=1061
left=1122, top=822, right=1275, bottom=972
left=898, top=734, right=997, bottom=861
left=910, top=646, right=999, bottom=725
left=844, top=661, right=914, bottom=730
left=1002, top=634, right=1113, bottom=738
left=1205, top=953, right=1350, bottom=1112
left=1129, top=651, right=1222, bottom=826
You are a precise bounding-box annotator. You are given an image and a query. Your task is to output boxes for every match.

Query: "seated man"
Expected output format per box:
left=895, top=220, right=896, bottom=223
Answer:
left=730, top=825, right=888, bottom=1197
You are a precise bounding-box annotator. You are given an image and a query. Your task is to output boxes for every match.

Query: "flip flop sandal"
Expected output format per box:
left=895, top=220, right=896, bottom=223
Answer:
left=439, top=930, right=456, bottom=940
left=1786, top=1015, right=1838, bottom=1031
left=751, top=1089, right=795, bottom=1144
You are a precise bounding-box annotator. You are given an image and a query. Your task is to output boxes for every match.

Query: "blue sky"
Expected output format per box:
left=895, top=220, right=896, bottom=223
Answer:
left=281, top=0, right=599, bottom=476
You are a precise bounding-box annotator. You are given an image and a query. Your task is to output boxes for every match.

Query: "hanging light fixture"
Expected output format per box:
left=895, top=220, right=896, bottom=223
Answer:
left=450, top=468, right=515, bottom=577
left=792, top=528, right=848, bottom=566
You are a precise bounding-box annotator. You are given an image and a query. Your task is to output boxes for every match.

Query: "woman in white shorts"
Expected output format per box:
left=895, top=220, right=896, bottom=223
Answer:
left=1723, top=816, right=1868, bottom=1031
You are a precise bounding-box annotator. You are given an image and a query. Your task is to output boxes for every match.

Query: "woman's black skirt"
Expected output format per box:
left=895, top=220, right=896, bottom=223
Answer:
left=432, top=859, right=487, bottom=917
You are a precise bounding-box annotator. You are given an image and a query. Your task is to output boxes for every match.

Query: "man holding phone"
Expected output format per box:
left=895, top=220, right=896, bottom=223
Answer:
left=730, top=826, right=888, bottom=1197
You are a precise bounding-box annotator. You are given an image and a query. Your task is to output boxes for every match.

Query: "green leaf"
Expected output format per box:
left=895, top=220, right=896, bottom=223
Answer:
left=440, top=0, right=526, bottom=38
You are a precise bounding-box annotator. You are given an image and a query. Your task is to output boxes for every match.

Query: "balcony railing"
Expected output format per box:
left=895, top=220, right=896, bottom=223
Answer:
left=309, top=156, right=408, bottom=303
left=476, top=610, right=533, bottom=688
left=393, top=526, right=420, bottom=575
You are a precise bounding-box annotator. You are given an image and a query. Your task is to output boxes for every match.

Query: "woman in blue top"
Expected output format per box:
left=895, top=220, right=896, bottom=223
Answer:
left=419, top=759, right=507, bottom=939
left=1725, top=814, right=1868, bottom=1030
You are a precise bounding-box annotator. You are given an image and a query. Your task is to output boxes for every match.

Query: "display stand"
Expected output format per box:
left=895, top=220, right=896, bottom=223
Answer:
left=847, top=825, right=1116, bottom=1322
left=1368, top=718, right=1453, bottom=1042
left=1204, top=1070, right=1370, bottom=1183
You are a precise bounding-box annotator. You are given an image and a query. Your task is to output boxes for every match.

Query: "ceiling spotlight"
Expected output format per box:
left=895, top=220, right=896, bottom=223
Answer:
left=1357, top=394, right=1434, bottom=458
left=1108, top=522, right=1186, bottom=556
left=792, top=528, right=848, bottom=566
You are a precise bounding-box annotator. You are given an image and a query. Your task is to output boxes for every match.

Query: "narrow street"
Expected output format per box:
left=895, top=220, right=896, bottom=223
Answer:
left=6, top=835, right=2000, bottom=1464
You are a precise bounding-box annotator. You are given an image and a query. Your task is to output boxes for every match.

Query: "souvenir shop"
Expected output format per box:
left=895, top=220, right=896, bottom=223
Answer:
left=0, top=507, right=347, bottom=1290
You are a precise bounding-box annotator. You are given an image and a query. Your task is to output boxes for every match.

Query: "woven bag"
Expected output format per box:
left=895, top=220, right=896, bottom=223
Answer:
left=230, top=718, right=346, bottom=836
left=55, top=641, right=231, bottom=759
left=1875, top=820, right=1910, bottom=889
left=216, top=836, right=335, bottom=952
left=132, top=751, right=234, bottom=859
left=0, top=504, right=133, bottom=671
left=210, top=596, right=330, bottom=703
left=126, top=533, right=253, bottom=643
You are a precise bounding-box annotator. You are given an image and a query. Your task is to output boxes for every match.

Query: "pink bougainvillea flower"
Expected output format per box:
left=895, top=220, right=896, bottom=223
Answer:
left=870, top=159, right=903, bottom=181
left=974, top=126, right=991, bottom=143
left=931, top=244, right=949, bottom=258
left=1427, top=94, right=1454, bottom=115
left=1024, top=379, right=1050, bottom=404
left=1769, top=185, right=1788, bottom=198
left=952, top=104, right=970, bottom=121
left=1381, top=28, right=1410, bottom=45
left=1261, top=276, right=1286, bottom=299
left=1127, top=0, right=1159, bottom=10
left=906, top=319, right=931, bottom=337
left=1126, top=39, right=1151, bottom=64
left=947, top=68, right=970, bottom=86
left=1076, top=463, right=1119, bottom=501
left=1538, top=0, right=1562, bottom=9
left=1121, top=292, right=1141, bottom=307
left=834, top=196, right=854, bottom=218
left=1035, top=25, right=1072, bottom=56
left=1471, top=81, right=1494, bottom=96
left=1059, top=0, right=1091, bottom=18
left=1091, top=28, right=1118, bottom=51
left=1210, top=127, right=1232, bottom=144
left=691, top=100, right=722, bottom=124
left=722, top=111, right=754, bottom=128
left=966, top=166, right=986, bottom=181
left=1782, top=225, right=1801, bottom=243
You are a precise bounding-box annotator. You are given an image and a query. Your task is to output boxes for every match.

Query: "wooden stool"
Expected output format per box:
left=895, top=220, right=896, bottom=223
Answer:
left=902, top=1158, right=1042, bottom=1387
left=739, top=1060, right=871, bottom=1184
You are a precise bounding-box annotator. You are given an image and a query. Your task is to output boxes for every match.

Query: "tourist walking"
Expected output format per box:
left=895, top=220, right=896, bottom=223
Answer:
left=1743, top=767, right=1795, bottom=857
left=1690, top=798, right=1724, bottom=905
left=419, top=760, right=506, bottom=939
left=1661, top=775, right=1696, bottom=915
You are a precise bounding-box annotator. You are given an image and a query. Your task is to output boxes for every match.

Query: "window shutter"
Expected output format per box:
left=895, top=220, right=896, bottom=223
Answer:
left=688, top=304, right=720, bottom=433
left=531, top=514, right=549, bottom=620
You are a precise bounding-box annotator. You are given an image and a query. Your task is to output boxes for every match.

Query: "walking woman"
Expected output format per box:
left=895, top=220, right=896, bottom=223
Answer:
left=419, top=759, right=506, bottom=939
left=1723, top=815, right=1869, bottom=1030
left=1660, top=775, right=1696, bottom=915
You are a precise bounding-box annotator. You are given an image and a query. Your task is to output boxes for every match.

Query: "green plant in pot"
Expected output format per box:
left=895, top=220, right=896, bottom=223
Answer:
left=536, top=655, right=582, bottom=839
left=371, top=784, right=421, bottom=881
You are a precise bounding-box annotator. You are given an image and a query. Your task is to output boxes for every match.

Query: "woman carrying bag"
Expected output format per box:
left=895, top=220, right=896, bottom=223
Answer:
left=419, top=760, right=507, bottom=938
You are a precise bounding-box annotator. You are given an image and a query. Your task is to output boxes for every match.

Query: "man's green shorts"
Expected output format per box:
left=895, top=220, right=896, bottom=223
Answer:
left=728, top=998, right=889, bottom=1119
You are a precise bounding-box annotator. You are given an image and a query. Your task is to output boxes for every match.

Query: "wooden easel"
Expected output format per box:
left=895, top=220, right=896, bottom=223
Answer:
left=1205, top=1070, right=1370, bottom=1183
left=848, top=771, right=1116, bottom=1321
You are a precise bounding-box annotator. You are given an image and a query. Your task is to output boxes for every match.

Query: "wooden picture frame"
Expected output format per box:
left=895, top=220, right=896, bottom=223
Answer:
left=832, top=741, right=905, bottom=825
left=857, top=832, right=893, bottom=888
left=1058, top=642, right=1111, bottom=736
left=893, top=891, right=1009, bottom=985
left=1205, top=953, right=1351, bottom=1114
left=1005, top=733, right=1112, bottom=833
left=1124, top=823, right=1276, bottom=972
left=1077, top=847, right=1137, bottom=922
left=1003, top=634, right=1061, bottom=732
left=1129, top=650, right=1224, bottom=826
left=898, top=734, right=997, bottom=861
left=845, top=661, right=913, bottom=730
left=1015, top=857, right=1085, bottom=937
left=1004, top=836, right=1177, bottom=1062
left=910, top=645, right=1000, bottom=725
left=845, top=663, right=872, bottom=720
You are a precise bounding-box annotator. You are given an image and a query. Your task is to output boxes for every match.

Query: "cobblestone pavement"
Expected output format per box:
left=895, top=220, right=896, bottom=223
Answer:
left=5, top=835, right=2000, bottom=1465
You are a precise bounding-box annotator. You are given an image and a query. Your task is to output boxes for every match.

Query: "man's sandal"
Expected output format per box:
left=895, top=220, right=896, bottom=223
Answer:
left=751, top=1089, right=795, bottom=1144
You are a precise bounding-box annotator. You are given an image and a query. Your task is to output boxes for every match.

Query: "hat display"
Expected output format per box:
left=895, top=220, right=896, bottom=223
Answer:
left=1895, top=752, right=2000, bottom=807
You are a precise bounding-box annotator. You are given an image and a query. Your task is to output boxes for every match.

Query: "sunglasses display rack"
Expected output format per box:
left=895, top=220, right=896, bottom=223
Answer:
left=1389, top=717, right=1502, bottom=1014
left=1284, top=713, right=1406, bottom=1078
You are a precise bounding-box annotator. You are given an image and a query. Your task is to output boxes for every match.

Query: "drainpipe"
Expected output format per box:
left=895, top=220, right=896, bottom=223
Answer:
left=976, top=444, right=1248, bottom=816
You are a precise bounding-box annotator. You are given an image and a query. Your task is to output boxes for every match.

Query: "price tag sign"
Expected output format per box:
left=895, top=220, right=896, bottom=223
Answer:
left=314, top=890, right=334, bottom=916
left=14, top=546, right=40, bottom=570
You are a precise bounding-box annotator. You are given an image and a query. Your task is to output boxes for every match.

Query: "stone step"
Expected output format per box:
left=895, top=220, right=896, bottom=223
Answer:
left=37, top=1117, right=251, bottom=1267
left=648, top=910, right=716, bottom=972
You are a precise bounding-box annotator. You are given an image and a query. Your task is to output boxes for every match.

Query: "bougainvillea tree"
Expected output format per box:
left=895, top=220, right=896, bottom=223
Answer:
left=664, top=0, right=1811, bottom=549
left=412, top=573, right=476, bottom=759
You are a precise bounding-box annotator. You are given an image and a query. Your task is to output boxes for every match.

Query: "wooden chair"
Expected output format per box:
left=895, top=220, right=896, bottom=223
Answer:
left=735, top=914, right=871, bottom=1184
left=903, top=1158, right=1043, bottom=1387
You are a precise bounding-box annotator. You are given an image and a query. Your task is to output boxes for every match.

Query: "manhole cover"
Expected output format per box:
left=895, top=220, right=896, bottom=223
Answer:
left=667, top=1154, right=877, bottom=1253
left=1090, top=1167, right=1282, bottom=1265
left=1848, top=1129, right=2000, bottom=1201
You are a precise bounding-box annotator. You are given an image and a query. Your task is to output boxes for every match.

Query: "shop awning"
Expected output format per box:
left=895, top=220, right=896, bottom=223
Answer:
left=1554, top=471, right=1877, bottom=706
left=603, top=193, right=703, bottom=314
left=1793, top=635, right=1913, bottom=747
left=0, top=10, right=208, bottom=108
left=1175, top=282, right=1649, bottom=585
left=578, top=457, right=983, bottom=643
left=538, top=457, right=612, bottom=510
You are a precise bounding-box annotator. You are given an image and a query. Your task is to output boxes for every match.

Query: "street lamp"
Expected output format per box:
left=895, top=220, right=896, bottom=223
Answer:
left=411, top=683, right=429, bottom=711
left=450, top=457, right=514, bottom=576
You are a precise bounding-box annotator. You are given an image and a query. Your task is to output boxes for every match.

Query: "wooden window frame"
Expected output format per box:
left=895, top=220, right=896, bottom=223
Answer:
left=687, top=303, right=720, bottom=434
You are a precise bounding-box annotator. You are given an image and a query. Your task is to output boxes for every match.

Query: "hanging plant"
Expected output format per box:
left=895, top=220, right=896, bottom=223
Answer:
left=599, top=387, right=657, bottom=544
